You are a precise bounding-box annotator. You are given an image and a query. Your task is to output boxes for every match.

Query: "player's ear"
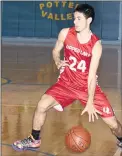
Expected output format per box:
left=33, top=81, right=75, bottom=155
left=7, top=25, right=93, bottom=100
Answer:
left=87, top=17, right=92, bottom=25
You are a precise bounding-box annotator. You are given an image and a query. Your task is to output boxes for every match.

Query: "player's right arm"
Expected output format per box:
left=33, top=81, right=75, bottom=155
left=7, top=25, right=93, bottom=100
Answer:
left=52, top=28, right=69, bottom=69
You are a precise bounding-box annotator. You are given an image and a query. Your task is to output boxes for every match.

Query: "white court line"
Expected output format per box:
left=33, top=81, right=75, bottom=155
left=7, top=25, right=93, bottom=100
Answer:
left=113, top=148, right=122, bottom=156
left=2, top=104, right=122, bottom=111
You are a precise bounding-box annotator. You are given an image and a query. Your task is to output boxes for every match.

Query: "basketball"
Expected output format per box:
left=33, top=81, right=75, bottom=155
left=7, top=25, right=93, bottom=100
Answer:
left=65, top=126, right=91, bottom=153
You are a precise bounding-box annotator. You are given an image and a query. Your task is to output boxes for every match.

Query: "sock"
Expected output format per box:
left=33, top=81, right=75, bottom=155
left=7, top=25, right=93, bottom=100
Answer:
left=31, top=129, right=40, bottom=140
left=117, top=136, right=122, bottom=142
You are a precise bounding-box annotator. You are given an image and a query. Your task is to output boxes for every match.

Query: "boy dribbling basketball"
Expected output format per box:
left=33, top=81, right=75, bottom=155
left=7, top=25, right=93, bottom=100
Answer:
left=12, top=4, right=122, bottom=151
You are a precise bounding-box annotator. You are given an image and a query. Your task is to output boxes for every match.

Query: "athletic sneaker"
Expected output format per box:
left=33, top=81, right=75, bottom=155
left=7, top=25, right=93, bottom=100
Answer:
left=117, top=140, right=122, bottom=148
left=12, top=134, right=41, bottom=151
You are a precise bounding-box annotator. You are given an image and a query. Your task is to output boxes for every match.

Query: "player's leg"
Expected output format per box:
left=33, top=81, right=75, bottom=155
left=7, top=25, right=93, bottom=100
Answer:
left=12, top=94, right=58, bottom=151
left=32, top=94, right=58, bottom=131
left=12, top=82, right=75, bottom=151
left=102, top=116, right=122, bottom=147
left=79, top=85, right=122, bottom=148
left=93, top=86, right=122, bottom=148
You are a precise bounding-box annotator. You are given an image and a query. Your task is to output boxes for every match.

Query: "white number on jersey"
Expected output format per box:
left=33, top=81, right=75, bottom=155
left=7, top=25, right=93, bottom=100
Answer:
left=69, top=56, right=86, bottom=72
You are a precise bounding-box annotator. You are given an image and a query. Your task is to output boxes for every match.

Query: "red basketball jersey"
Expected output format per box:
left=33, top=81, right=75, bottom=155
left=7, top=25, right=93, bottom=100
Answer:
left=58, top=27, right=100, bottom=88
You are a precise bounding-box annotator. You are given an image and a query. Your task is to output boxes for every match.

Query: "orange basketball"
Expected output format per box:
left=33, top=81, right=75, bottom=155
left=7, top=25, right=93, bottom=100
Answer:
left=65, top=126, right=91, bottom=153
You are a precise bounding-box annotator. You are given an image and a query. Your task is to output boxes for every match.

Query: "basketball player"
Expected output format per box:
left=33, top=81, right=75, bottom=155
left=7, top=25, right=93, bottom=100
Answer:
left=12, top=4, right=122, bottom=151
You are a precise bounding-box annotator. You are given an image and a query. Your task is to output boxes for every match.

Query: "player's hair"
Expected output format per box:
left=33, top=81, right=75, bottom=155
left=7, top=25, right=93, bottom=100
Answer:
left=74, top=4, right=95, bottom=23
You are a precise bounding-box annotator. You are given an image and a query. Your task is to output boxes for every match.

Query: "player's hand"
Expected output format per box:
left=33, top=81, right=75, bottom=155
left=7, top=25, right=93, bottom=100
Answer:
left=56, top=60, right=69, bottom=69
left=81, top=104, right=102, bottom=122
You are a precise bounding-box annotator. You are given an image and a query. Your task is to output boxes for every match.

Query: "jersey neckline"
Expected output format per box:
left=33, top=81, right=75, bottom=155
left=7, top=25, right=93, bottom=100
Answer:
left=73, top=27, right=93, bottom=45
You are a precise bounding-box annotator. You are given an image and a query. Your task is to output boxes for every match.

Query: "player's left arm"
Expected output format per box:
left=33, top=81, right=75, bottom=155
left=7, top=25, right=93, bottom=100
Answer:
left=81, top=40, right=102, bottom=122
left=87, top=40, right=102, bottom=104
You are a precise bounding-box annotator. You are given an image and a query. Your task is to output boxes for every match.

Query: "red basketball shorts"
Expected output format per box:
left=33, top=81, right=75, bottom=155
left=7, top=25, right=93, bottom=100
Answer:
left=45, top=81, right=114, bottom=118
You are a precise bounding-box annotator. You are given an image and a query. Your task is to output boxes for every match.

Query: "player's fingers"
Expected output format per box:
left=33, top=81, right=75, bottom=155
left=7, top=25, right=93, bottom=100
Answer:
left=81, top=109, right=86, bottom=115
left=89, top=113, right=91, bottom=122
left=81, top=111, right=84, bottom=115
left=94, top=112, right=98, bottom=120
left=60, top=62, right=69, bottom=67
left=63, top=63, right=69, bottom=66
left=92, top=114, right=95, bottom=122
left=64, top=60, right=69, bottom=63
left=61, top=60, right=69, bottom=64
left=57, top=64, right=62, bottom=69
left=96, top=109, right=102, bottom=115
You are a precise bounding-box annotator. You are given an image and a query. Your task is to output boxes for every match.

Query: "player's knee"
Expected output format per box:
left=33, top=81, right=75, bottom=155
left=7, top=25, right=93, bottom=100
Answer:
left=36, top=106, right=46, bottom=113
left=36, top=103, right=47, bottom=113
left=36, top=94, right=53, bottom=113
left=110, top=122, right=118, bottom=130
left=108, top=119, right=120, bottom=130
left=103, top=117, right=119, bottom=130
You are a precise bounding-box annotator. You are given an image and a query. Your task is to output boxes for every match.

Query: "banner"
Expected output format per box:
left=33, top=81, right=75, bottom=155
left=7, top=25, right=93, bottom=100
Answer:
left=39, top=1, right=80, bottom=20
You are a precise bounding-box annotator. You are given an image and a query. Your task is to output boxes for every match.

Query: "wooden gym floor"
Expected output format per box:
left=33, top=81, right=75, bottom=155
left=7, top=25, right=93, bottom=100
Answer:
left=1, top=43, right=122, bottom=156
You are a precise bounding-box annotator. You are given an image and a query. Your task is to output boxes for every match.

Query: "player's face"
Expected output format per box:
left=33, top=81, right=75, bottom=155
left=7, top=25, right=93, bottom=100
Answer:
left=74, top=12, right=90, bottom=33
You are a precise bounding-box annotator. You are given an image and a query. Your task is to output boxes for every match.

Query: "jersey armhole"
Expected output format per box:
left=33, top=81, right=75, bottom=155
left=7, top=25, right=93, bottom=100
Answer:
left=91, top=39, right=101, bottom=55
left=63, top=28, right=70, bottom=45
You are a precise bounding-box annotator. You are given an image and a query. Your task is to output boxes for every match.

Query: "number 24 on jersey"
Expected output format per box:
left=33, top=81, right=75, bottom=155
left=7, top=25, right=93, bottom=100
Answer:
left=69, top=56, right=86, bottom=72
